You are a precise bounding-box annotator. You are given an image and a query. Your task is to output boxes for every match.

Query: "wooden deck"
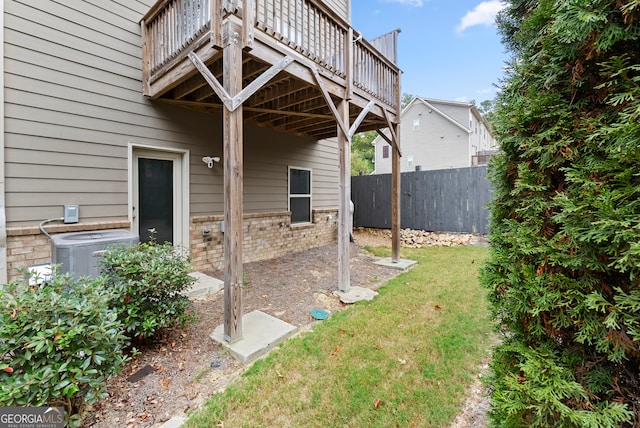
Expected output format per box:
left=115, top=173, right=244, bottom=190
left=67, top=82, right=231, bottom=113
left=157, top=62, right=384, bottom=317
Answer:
left=141, top=0, right=401, bottom=140
left=140, top=0, right=402, bottom=343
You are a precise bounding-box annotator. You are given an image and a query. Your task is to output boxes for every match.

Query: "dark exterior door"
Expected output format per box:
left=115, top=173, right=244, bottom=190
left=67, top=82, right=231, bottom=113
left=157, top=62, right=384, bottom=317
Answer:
left=137, top=157, right=174, bottom=244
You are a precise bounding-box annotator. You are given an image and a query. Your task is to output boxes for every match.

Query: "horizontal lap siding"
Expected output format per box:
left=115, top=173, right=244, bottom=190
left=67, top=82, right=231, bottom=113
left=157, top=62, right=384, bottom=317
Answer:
left=323, top=0, right=349, bottom=22
left=242, top=130, right=338, bottom=213
left=4, top=0, right=339, bottom=227
left=4, top=0, right=155, bottom=226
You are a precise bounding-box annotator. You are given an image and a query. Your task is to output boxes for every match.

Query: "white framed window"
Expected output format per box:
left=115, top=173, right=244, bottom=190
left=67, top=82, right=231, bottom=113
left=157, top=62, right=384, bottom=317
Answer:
left=288, top=166, right=312, bottom=223
left=407, top=155, right=414, bottom=168
left=413, top=118, right=420, bottom=131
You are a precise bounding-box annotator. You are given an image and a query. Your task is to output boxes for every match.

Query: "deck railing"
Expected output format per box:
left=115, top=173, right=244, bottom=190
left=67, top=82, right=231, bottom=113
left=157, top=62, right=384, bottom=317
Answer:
left=143, top=0, right=212, bottom=74
left=254, top=0, right=347, bottom=76
left=353, top=38, right=398, bottom=107
left=142, top=0, right=399, bottom=108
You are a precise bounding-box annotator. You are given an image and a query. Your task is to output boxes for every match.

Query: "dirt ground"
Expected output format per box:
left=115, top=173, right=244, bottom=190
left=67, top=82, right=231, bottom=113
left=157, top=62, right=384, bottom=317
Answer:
left=83, top=229, right=491, bottom=427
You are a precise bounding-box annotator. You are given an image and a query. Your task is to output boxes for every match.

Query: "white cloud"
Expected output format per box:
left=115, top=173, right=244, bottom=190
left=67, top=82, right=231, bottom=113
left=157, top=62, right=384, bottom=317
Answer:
left=380, top=0, right=424, bottom=7
left=456, top=1, right=505, bottom=33
left=477, top=88, right=493, bottom=95
left=454, top=96, right=469, bottom=103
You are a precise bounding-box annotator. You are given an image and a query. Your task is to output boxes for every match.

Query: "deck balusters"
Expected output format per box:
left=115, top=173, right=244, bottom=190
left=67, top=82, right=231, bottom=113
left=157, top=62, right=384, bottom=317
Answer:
left=143, top=0, right=398, bottom=109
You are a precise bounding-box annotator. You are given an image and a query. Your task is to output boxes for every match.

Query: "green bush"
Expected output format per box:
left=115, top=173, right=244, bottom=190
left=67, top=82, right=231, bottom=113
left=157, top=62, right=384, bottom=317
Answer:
left=481, top=1, right=640, bottom=426
left=0, top=272, right=129, bottom=426
left=99, top=237, right=195, bottom=340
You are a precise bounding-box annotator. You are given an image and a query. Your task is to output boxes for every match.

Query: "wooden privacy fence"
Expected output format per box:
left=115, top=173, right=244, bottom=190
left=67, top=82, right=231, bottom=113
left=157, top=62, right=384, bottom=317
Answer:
left=351, top=166, right=492, bottom=234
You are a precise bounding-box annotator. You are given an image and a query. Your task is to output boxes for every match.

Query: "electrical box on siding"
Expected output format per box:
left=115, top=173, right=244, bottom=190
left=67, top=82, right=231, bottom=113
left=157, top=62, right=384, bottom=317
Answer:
left=63, top=205, right=79, bottom=224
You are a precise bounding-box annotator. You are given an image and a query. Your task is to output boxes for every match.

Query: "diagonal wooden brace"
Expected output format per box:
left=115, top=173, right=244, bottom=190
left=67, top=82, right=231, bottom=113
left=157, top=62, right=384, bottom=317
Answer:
left=189, top=51, right=233, bottom=110
left=349, top=100, right=374, bottom=137
left=311, top=68, right=351, bottom=140
left=189, top=51, right=293, bottom=112
left=231, top=56, right=294, bottom=111
left=380, top=108, right=402, bottom=156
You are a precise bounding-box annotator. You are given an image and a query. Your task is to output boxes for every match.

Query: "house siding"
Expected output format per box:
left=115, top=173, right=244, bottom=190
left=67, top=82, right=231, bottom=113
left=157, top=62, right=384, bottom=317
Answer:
left=324, top=0, right=350, bottom=22
left=2, top=0, right=340, bottom=281
left=0, top=0, right=6, bottom=283
left=373, top=97, right=495, bottom=174
left=430, top=102, right=468, bottom=128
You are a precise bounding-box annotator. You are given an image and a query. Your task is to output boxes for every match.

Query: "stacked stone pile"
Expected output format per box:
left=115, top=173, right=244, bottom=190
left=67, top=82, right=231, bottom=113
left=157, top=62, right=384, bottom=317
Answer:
left=354, top=227, right=485, bottom=248
left=400, top=229, right=474, bottom=247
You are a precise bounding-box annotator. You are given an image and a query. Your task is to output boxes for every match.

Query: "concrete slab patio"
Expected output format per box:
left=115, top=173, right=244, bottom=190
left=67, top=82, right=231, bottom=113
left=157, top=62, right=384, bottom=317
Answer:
left=210, top=310, right=298, bottom=364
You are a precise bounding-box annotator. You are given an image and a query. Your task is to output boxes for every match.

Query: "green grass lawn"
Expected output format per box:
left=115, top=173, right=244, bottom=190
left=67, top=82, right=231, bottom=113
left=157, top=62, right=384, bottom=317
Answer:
left=184, top=246, right=492, bottom=428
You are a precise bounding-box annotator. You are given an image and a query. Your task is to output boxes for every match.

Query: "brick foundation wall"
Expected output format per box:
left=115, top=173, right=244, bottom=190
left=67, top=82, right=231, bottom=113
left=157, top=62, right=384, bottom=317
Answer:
left=189, top=209, right=338, bottom=273
left=4, top=210, right=338, bottom=282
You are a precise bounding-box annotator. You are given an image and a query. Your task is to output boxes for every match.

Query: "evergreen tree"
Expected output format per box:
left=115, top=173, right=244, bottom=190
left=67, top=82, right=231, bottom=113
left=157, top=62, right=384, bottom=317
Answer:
left=481, top=1, right=640, bottom=426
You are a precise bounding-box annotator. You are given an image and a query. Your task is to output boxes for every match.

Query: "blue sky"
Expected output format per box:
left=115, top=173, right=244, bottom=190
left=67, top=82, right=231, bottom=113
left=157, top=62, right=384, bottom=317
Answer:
left=351, top=0, right=508, bottom=104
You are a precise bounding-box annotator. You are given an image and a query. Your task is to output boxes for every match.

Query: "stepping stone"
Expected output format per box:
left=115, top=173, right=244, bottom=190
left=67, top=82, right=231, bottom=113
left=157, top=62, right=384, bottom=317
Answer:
left=334, top=286, right=378, bottom=304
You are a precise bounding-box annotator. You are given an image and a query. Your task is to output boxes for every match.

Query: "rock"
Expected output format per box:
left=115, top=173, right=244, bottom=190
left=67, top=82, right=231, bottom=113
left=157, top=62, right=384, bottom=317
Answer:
left=354, top=228, right=486, bottom=248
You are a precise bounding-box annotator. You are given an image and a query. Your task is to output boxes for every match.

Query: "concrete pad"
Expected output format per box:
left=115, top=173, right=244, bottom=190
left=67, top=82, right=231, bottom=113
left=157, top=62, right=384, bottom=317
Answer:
left=374, top=257, right=417, bottom=270
left=334, top=286, right=379, bottom=304
left=210, top=310, right=298, bottom=364
left=158, top=416, right=186, bottom=428
left=187, top=272, right=224, bottom=300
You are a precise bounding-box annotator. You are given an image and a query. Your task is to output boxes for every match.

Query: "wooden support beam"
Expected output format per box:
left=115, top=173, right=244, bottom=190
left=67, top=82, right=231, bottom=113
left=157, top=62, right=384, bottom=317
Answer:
left=391, top=78, right=402, bottom=263
left=242, top=0, right=255, bottom=49
left=375, top=127, right=401, bottom=262
left=212, top=0, right=223, bottom=48
left=337, top=98, right=351, bottom=292
left=345, top=27, right=353, bottom=100
left=223, top=21, right=244, bottom=343
left=391, top=122, right=401, bottom=263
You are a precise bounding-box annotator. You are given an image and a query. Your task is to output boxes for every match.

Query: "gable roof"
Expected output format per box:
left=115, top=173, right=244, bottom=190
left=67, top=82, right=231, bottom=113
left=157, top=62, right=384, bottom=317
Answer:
left=402, top=97, right=471, bottom=134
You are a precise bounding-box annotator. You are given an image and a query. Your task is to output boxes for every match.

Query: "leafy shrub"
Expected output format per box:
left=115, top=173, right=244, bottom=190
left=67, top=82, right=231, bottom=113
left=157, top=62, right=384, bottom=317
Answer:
left=99, top=237, right=195, bottom=340
left=481, top=1, right=640, bottom=426
left=0, top=271, right=129, bottom=426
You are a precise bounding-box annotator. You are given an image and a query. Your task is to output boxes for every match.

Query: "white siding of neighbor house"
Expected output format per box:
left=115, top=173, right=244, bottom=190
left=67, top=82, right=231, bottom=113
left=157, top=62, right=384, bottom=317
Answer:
left=374, top=101, right=470, bottom=174
left=430, top=100, right=469, bottom=128
left=2, top=0, right=338, bottom=228
left=373, top=97, right=498, bottom=174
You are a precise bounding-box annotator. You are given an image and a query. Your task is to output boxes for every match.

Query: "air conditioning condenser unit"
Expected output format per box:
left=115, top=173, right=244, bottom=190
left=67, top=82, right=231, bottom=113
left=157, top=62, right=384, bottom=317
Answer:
left=51, top=229, right=139, bottom=278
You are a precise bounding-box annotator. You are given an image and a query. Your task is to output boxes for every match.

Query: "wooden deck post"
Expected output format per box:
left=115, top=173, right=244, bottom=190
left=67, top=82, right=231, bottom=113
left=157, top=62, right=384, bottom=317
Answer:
left=337, top=98, right=351, bottom=292
left=391, top=122, right=401, bottom=262
left=222, top=21, right=244, bottom=343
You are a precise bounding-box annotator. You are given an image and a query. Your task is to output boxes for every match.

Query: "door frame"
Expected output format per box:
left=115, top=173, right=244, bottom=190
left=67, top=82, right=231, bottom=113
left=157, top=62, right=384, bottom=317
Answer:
left=128, top=143, right=190, bottom=250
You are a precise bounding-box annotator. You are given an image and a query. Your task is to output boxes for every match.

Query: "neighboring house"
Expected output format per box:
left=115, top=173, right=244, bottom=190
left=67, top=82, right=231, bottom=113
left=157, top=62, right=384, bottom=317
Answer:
left=373, top=97, right=497, bottom=173
left=0, top=0, right=401, bottom=307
